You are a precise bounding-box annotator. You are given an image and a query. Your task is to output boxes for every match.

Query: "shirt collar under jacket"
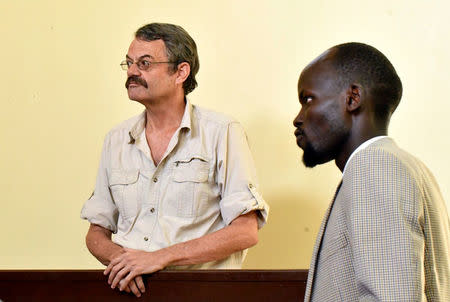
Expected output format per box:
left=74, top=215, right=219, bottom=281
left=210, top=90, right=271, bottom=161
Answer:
left=128, top=99, right=193, bottom=144
left=342, top=136, right=387, bottom=175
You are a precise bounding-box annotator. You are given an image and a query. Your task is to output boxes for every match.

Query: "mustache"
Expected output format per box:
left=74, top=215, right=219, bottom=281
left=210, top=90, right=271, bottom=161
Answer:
left=125, top=76, right=148, bottom=89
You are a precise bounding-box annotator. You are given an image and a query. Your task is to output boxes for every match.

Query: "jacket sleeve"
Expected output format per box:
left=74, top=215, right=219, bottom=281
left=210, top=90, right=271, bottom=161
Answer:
left=344, top=147, right=425, bottom=301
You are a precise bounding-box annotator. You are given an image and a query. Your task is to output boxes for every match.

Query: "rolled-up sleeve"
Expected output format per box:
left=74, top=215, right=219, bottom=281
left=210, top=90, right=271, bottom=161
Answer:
left=217, top=122, right=269, bottom=228
left=80, top=133, right=119, bottom=233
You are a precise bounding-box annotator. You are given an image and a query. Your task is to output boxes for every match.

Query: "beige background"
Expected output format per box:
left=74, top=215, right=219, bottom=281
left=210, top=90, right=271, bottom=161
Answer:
left=1, top=0, right=449, bottom=269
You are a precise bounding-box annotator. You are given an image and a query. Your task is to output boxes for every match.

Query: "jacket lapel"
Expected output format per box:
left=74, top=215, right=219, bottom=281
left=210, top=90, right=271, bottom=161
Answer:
left=304, top=181, right=342, bottom=301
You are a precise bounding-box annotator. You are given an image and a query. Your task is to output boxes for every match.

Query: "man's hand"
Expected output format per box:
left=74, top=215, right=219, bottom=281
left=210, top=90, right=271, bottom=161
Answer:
left=85, top=225, right=148, bottom=297
left=106, top=249, right=147, bottom=297
left=121, top=275, right=145, bottom=297
left=104, top=248, right=167, bottom=292
left=101, top=212, right=258, bottom=296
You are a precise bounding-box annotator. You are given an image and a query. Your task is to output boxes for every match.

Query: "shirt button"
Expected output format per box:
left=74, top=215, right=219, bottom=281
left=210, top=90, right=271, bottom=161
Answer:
left=153, top=177, right=158, bottom=183
left=144, top=237, right=149, bottom=241
left=150, top=207, right=155, bottom=213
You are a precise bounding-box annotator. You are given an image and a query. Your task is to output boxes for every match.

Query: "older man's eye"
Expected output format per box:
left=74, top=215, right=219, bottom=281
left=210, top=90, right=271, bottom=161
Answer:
left=136, top=60, right=151, bottom=70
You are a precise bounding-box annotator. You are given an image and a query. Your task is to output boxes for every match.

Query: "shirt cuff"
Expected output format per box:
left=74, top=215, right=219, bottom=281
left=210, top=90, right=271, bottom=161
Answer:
left=80, top=195, right=118, bottom=233
left=220, top=183, right=269, bottom=229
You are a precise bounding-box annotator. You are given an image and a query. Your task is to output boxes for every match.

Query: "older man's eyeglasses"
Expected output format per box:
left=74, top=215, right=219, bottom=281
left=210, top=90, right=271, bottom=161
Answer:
left=120, top=59, right=176, bottom=71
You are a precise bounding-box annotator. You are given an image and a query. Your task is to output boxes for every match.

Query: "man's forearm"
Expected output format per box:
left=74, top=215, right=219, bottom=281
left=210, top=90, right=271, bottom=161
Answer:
left=105, top=211, right=260, bottom=291
left=86, top=224, right=123, bottom=266
left=162, top=211, right=259, bottom=267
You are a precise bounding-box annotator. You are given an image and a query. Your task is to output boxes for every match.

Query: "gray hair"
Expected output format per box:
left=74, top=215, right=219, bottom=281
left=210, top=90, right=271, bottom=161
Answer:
left=135, top=23, right=199, bottom=95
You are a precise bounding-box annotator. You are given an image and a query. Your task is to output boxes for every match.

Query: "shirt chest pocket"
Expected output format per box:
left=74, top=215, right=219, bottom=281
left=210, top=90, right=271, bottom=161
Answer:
left=109, top=170, right=144, bottom=221
left=171, top=156, right=210, bottom=218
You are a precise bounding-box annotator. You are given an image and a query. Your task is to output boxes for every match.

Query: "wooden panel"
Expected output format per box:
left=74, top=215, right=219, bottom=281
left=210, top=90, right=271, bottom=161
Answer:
left=0, top=270, right=307, bottom=301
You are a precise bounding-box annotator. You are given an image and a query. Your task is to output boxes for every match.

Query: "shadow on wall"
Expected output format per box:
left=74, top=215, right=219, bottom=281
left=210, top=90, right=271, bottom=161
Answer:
left=243, top=191, right=326, bottom=269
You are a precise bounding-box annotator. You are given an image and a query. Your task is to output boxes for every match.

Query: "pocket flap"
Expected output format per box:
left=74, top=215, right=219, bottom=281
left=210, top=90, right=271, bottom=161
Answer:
left=109, top=170, right=140, bottom=186
left=173, top=157, right=209, bottom=183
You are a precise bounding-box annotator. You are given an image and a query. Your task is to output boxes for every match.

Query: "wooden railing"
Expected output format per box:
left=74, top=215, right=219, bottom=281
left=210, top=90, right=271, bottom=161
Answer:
left=0, top=270, right=307, bottom=301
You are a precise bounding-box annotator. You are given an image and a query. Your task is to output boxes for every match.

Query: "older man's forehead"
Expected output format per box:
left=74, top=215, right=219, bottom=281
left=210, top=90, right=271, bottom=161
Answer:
left=127, top=38, right=168, bottom=59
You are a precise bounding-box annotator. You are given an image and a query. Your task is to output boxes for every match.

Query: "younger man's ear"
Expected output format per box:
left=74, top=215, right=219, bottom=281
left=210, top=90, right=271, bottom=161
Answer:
left=346, top=84, right=362, bottom=112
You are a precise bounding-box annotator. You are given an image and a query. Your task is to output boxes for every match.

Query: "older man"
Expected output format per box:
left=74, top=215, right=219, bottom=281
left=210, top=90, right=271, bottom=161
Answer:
left=81, top=23, right=268, bottom=297
left=293, top=43, right=449, bottom=301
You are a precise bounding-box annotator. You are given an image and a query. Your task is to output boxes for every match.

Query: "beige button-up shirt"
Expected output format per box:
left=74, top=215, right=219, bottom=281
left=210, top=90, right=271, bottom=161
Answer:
left=81, top=101, right=269, bottom=269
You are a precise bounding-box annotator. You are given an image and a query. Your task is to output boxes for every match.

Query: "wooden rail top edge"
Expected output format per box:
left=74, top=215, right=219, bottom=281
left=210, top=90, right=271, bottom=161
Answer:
left=0, top=269, right=308, bottom=282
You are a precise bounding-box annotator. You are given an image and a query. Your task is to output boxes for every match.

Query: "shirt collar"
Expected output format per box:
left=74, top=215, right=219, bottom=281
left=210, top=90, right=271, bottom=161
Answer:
left=179, top=98, right=193, bottom=131
left=342, top=136, right=387, bottom=175
left=128, top=99, right=193, bottom=144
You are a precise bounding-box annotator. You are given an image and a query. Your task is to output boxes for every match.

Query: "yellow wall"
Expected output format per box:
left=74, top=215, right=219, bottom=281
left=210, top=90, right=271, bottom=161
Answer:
left=1, top=0, right=449, bottom=269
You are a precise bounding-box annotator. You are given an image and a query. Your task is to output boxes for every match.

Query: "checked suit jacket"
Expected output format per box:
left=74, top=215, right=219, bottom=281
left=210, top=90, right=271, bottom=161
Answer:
left=305, top=137, right=450, bottom=302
